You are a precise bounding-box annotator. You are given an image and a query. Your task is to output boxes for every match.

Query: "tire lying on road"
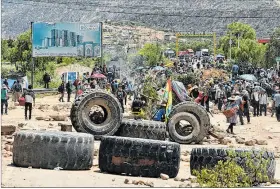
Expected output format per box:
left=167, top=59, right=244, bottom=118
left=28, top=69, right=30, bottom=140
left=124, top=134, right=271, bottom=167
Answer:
left=70, top=89, right=122, bottom=137
left=190, top=147, right=276, bottom=183
left=168, top=101, right=210, bottom=144
left=167, top=112, right=200, bottom=144
left=99, top=136, right=180, bottom=178
left=117, top=119, right=167, bottom=140
left=13, top=131, right=94, bottom=170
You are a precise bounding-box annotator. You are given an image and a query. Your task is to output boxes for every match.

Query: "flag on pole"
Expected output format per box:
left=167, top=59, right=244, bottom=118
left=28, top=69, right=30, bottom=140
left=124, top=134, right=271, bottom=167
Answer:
left=163, top=78, right=172, bottom=122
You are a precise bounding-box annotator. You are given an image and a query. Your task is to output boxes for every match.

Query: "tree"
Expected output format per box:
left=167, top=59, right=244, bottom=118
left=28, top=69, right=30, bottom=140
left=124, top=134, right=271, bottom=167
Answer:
left=218, top=22, right=266, bottom=66
left=265, top=27, right=280, bottom=68
left=138, top=43, right=162, bottom=66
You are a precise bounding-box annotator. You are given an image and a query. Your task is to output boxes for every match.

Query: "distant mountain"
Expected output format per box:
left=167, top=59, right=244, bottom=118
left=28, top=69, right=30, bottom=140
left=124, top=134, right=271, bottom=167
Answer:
left=2, top=0, right=280, bottom=38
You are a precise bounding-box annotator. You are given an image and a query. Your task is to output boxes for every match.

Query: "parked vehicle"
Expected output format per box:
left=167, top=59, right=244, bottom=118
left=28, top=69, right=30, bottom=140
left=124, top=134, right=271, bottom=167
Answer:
left=61, top=72, right=79, bottom=84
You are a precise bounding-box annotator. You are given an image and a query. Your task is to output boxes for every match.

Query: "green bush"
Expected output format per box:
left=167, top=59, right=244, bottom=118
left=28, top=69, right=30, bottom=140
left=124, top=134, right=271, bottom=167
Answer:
left=176, top=72, right=200, bottom=87
left=193, top=149, right=270, bottom=188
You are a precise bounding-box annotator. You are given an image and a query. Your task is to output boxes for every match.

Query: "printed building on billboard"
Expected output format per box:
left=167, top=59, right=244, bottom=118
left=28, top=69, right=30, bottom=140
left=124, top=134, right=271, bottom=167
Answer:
left=62, top=30, right=69, bottom=47
left=69, top=32, right=77, bottom=47
left=93, top=44, right=101, bottom=57
left=77, top=35, right=83, bottom=45
left=84, top=42, right=94, bottom=57
left=77, top=44, right=85, bottom=57
left=51, top=29, right=58, bottom=47
left=58, top=31, right=63, bottom=47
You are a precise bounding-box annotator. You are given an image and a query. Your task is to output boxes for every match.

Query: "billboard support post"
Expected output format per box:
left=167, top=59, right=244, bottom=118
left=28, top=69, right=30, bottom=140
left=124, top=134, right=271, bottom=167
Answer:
left=31, top=58, right=35, bottom=87
left=31, top=21, right=35, bottom=86
left=100, top=22, right=103, bottom=67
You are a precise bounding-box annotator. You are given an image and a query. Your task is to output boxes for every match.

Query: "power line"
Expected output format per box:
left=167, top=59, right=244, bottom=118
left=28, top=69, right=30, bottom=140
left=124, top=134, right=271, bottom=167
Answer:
left=3, top=0, right=280, bottom=19
left=20, top=0, right=280, bottom=12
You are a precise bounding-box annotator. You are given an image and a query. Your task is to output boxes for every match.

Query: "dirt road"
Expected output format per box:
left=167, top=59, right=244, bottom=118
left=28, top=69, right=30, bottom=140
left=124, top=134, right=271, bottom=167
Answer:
left=1, top=95, right=280, bottom=187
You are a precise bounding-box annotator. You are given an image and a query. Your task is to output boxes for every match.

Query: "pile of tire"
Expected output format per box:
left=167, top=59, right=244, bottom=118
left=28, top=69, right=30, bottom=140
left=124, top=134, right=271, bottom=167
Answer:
left=70, top=89, right=211, bottom=144
left=10, top=89, right=276, bottom=183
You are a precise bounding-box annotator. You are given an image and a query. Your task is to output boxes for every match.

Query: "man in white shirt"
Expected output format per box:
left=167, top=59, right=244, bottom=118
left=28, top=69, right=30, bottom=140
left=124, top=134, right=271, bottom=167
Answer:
left=259, top=91, right=268, bottom=116
left=251, top=89, right=260, bottom=116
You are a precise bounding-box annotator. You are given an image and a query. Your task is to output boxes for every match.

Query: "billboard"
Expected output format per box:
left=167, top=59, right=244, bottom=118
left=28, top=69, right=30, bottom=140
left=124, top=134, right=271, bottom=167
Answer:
left=32, top=22, right=102, bottom=57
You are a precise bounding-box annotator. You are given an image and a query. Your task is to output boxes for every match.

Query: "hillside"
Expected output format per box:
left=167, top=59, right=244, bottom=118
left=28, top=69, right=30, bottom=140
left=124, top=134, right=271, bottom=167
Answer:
left=2, top=0, right=280, bottom=38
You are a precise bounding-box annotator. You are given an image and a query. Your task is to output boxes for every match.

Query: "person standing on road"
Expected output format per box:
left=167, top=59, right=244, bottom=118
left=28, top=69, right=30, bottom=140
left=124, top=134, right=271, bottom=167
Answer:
left=242, top=93, right=250, bottom=124
left=66, top=81, right=72, bottom=102
left=259, top=91, right=268, bottom=116
left=251, top=89, right=260, bottom=117
left=233, top=91, right=244, bottom=125
left=12, top=80, right=22, bottom=102
left=225, top=96, right=239, bottom=134
left=1, top=84, right=9, bottom=115
left=43, top=72, right=51, bottom=89
left=58, top=81, right=65, bottom=102
left=3, top=78, right=9, bottom=89
left=22, top=85, right=35, bottom=120
left=273, top=90, right=280, bottom=122
left=116, top=85, right=126, bottom=113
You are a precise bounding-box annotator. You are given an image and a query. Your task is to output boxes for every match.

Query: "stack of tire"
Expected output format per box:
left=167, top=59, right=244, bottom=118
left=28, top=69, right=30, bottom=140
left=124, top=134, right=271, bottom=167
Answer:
left=70, top=89, right=211, bottom=144
left=10, top=89, right=276, bottom=183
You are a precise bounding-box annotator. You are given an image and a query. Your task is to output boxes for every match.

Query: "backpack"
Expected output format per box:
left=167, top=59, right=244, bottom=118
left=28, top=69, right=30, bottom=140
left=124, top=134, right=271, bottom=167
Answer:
left=14, top=83, right=22, bottom=92
left=73, top=80, right=79, bottom=87
left=58, top=85, right=63, bottom=93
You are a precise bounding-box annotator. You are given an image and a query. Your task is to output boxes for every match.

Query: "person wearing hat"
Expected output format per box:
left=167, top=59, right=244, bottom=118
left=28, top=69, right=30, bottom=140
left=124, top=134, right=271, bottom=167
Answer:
left=233, top=91, right=245, bottom=125
left=225, top=95, right=239, bottom=134
left=1, top=84, right=9, bottom=115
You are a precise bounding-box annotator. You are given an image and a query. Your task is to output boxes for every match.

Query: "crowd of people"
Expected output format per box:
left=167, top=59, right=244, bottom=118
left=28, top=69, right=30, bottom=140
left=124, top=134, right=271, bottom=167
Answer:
left=2, top=55, right=280, bottom=133
left=57, top=65, right=134, bottom=113
left=1, top=79, right=35, bottom=120
left=183, top=58, right=280, bottom=134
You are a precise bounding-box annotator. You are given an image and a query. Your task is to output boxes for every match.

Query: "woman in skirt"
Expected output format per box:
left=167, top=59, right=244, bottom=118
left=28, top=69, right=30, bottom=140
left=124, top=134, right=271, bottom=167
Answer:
left=225, top=96, right=239, bottom=134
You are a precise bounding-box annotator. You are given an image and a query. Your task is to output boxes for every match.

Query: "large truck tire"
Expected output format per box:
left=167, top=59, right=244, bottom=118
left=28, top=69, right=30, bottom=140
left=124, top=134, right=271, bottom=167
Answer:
left=168, top=102, right=210, bottom=143
left=190, top=147, right=276, bottom=183
left=99, top=136, right=180, bottom=178
left=70, top=89, right=122, bottom=137
left=117, top=119, right=166, bottom=140
left=13, top=131, right=94, bottom=170
left=167, top=112, right=200, bottom=144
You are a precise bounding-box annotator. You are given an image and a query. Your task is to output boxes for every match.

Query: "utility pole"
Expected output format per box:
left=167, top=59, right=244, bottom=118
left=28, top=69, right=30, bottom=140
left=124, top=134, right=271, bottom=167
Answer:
left=229, top=32, right=232, bottom=60
left=237, top=33, right=240, bottom=49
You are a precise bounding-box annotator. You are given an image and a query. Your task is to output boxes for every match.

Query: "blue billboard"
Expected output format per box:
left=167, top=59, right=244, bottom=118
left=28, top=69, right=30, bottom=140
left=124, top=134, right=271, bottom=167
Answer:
left=32, top=22, right=102, bottom=57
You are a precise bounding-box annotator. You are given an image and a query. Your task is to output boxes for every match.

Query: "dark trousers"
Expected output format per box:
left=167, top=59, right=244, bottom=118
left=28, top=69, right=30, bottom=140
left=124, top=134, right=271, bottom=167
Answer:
left=260, top=104, right=267, bottom=116
left=59, top=92, right=65, bottom=102
left=124, top=96, right=127, bottom=105
left=25, top=102, right=32, bottom=119
left=253, top=101, right=259, bottom=116
left=243, top=108, right=250, bottom=123
left=1, top=99, right=8, bottom=115
left=119, top=99, right=124, bottom=113
left=218, top=98, right=223, bottom=111
left=227, top=123, right=236, bottom=133
left=238, top=109, right=244, bottom=125
left=67, top=92, right=71, bottom=102
left=276, top=106, right=280, bottom=122
left=44, top=82, right=49, bottom=89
